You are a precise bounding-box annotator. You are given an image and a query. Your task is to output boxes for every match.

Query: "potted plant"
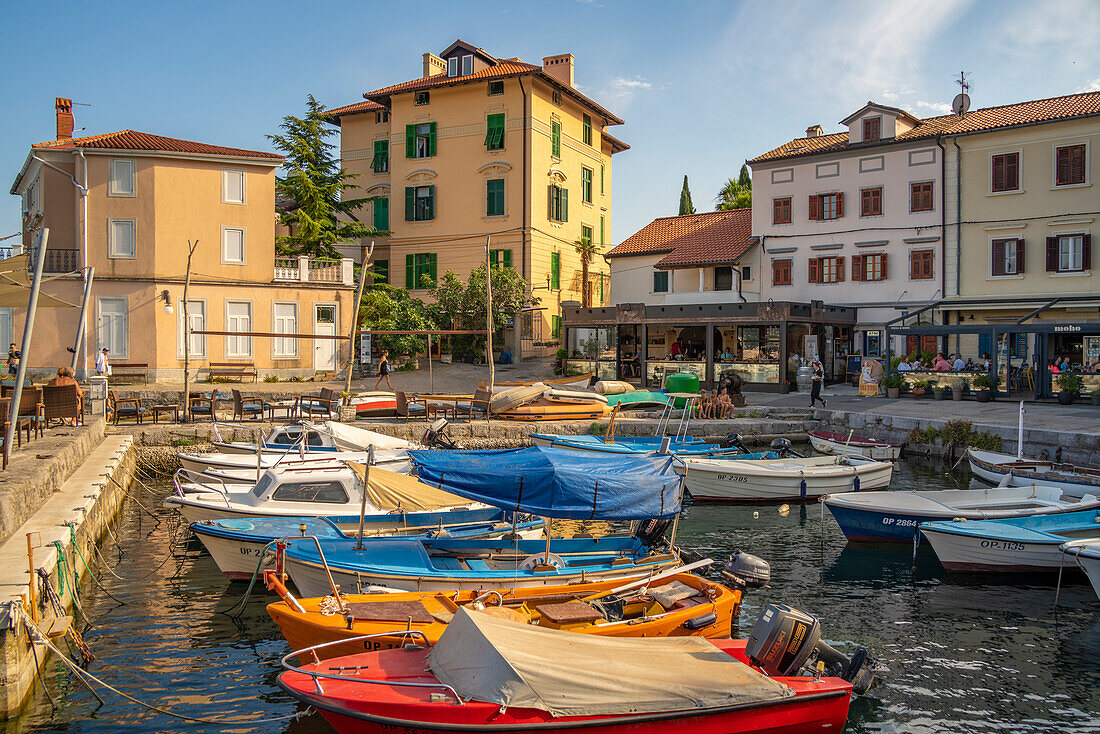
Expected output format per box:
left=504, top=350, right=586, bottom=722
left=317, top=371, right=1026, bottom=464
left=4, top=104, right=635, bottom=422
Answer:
left=1056, top=373, right=1084, bottom=405
left=1092, top=389, right=1100, bottom=407
left=951, top=378, right=966, bottom=401
left=932, top=382, right=947, bottom=400
left=911, top=379, right=931, bottom=398
left=883, top=373, right=904, bottom=399
left=973, top=373, right=996, bottom=402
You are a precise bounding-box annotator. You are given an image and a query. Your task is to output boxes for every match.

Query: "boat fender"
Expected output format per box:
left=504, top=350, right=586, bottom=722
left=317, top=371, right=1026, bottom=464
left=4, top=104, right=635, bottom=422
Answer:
left=800, top=478, right=807, bottom=500
left=853, top=476, right=861, bottom=492
left=682, top=611, right=718, bottom=630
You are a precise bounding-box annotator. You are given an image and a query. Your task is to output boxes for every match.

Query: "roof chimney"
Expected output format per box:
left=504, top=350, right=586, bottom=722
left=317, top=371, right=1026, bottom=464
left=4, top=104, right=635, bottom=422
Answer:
left=56, top=97, right=74, bottom=140
left=805, top=124, right=823, bottom=138
left=542, top=53, right=575, bottom=88
left=422, top=53, right=446, bottom=78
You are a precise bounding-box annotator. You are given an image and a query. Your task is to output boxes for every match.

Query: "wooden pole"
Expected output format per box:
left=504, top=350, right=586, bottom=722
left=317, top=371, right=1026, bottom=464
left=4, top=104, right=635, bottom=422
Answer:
left=486, top=235, right=494, bottom=389
left=344, top=242, right=374, bottom=395
left=428, top=333, right=433, bottom=393
left=355, top=446, right=374, bottom=550
left=182, top=240, right=198, bottom=422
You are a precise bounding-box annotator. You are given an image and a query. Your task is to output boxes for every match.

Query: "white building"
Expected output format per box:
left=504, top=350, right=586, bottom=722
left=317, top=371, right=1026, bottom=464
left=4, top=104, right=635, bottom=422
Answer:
left=749, top=103, right=947, bottom=358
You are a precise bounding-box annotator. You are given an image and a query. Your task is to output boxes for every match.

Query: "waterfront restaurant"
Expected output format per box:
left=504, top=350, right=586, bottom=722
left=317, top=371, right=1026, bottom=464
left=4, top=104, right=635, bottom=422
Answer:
left=561, top=300, right=856, bottom=392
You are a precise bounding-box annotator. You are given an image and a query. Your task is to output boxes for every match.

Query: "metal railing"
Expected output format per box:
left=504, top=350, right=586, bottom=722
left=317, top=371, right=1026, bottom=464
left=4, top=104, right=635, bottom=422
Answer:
left=29, top=248, right=80, bottom=273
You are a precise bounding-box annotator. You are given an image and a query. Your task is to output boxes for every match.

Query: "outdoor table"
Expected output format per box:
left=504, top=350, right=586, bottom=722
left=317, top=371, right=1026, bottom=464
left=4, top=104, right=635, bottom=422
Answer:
left=267, top=398, right=299, bottom=420
left=422, top=396, right=462, bottom=420
left=150, top=403, right=180, bottom=423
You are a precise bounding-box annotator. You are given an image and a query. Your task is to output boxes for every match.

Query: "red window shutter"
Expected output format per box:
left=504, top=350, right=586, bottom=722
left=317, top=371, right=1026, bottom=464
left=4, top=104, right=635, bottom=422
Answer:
left=836, top=256, right=845, bottom=282
left=880, top=253, right=888, bottom=280
left=808, top=257, right=820, bottom=283
left=926, top=250, right=934, bottom=279
left=836, top=192, right=845, bottom=218
left=808, top=195, right=820, bottom=221
left=1056, top=146, right=1070, bottom=185
left=910, top=184, right=920, bottom=211
left=851, top=254, right=863, bottom=281
left=773, top=198, right=781, bottom=224
left=1046, top=237, right=1058, bottom=271
left=992, top=156, right=1004, bottom=191
left=1071, top=145, right=1086, bottom=184
left=1006, top=153, right=1018, bottom=190
left=1015, top=239, right=1025, bottom=274
left=1084, top=234, right=1092, bottom=270
left=991, top=240, right=1005, bottom=276
left=923, top=183, right=933, bottom=211
left=909, top=251, right=918, bottom=279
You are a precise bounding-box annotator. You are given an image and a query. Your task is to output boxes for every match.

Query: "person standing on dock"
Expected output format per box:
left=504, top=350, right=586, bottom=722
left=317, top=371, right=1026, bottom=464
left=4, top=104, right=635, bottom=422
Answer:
left=809, top=359, right=827, bottom=408
left=95, top=347, right=112, bottom=377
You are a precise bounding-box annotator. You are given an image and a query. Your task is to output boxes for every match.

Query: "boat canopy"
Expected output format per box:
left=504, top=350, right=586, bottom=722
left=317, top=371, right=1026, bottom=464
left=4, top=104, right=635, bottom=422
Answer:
left=344, top=464, right=470, bottom=512
left=428, top=607, right=792, bottom=717
left=408, top=447, right=683, bottom=519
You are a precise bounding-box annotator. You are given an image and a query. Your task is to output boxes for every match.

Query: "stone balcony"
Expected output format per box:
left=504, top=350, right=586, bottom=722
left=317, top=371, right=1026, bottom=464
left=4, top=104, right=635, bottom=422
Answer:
left=273, top=256, right=355, bottom=286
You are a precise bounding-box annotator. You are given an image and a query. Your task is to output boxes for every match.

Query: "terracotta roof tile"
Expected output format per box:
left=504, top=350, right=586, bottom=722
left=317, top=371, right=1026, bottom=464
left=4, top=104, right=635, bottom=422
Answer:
left=32, top=129, right=282, bottom=160
left=608, top=209, right=755, bottom=267
left=327, top=99, right=384, bottom=118
left=751, top=91, right=1100, bottom=164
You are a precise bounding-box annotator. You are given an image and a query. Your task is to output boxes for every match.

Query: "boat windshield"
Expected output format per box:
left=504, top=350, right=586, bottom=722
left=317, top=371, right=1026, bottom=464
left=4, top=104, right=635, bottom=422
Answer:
left=271, top=481, right=349, bottom=504
left=252, top=473, right=276, bottom=497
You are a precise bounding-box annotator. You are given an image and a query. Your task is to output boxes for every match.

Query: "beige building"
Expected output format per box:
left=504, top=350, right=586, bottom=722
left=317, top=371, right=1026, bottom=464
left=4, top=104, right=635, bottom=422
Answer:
left=9, top=98, right=357, bottom=380
left=329, top=39, right=628, bottom=356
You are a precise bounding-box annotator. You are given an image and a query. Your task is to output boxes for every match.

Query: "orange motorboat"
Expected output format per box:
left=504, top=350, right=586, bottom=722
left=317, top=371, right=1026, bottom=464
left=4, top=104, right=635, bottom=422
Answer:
left=265, top=571, right=741, bottom=660
left=496, top=397, right=610, bottom=421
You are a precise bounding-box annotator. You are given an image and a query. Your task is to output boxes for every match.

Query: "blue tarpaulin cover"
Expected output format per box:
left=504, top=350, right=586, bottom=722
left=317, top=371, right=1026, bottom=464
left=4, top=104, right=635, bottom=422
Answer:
left=408, top=447, right=683, bottom=520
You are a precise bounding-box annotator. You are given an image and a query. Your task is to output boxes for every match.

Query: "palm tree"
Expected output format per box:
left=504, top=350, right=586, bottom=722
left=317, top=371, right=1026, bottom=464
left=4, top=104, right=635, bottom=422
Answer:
left=574, top=235, right=600, bottom=307
left=715, top=178, right=752, bottom=210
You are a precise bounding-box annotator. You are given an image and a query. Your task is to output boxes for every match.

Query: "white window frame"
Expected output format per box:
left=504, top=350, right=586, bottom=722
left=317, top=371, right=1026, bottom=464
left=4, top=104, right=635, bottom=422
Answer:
left=988, top=148, right=1024, bottom=196
left=0, top=308, right=13, bottom=355
left=108, top=159, right=135, bottom=197
left=272, top=301, right=300, bottom=359
left=222, top=168, right=246, bottom=204
left=447, top=57, right=458, bottom=77
left=224, top=300, right=253, bottom=359
left=108, top=218, right=136, bottom=259
left=1058, top=234, right=1085, bottom=273
left=1051, top=140, right=1091, bottom=189
left=461, top=54, right=473, bottom=76
left=96, top=296, right=129, bottom=359
left=176, top=299, right=207, bottom=358
left=741, top=265, right=752, bottom=281
left=221, top=226, right=246, bottom=264
left=1003, top=240, right=1018, bottom=276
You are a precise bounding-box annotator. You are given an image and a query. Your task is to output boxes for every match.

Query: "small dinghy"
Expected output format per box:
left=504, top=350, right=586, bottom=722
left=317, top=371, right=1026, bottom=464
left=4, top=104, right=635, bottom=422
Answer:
left=277, top=604, right=876, bottom=734
left=345, top=392, right=397, bottom=417
left=809, top=430, right=900, bottom=461
left=967, top=449, right=1100, bottom=499
left=264, top=567, right=743, bottom=657
left=192, top=514, right=545, bottom=581
left=824, top=486, right=1100, bottom=542
left=677, top=455, right=892, bottom=502
left=1061, top=540, right=1100, bottom=600
left=919, top=508, right=1100, bottom=572
left=495, top=372, right=593, bottom=390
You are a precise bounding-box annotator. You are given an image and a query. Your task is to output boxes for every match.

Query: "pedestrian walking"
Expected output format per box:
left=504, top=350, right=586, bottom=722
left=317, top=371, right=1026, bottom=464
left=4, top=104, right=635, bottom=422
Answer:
left=95, top=347, right=112, bottom=376
left=809, top=359, right=827, bottom=408
left=374, top=349, right=393, bottom=390
left=6, top=343, right=19, bottom=376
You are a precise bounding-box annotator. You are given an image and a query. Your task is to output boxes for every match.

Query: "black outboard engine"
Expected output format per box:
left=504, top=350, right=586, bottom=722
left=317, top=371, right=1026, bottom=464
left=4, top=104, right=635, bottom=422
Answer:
left=769, top=437, right=801, bottom=458
left=421, top=419, right=460, bottom=450
left=721, top=432, right=747, bottom=452
left=745, top=604, right=878, bottom=695
left=633, top=518, right=673, bottom=548
left=719, top=549, right=770, bottom=589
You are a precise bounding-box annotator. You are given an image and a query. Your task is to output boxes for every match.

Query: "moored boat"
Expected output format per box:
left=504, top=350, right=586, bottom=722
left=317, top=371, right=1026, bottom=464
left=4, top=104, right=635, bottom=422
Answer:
left=809, top=430, right=901, bottom=461
left=346, top=392, right=397, bottom=417
left=824, top=486, right=1100, bottom=542
left=177, top=447, right=410, bottom=476
left=495, top=372, right=593, bottom=390
left=677, top=455, right=892, bottom=502
left=1061, top=540, right=1100, bottom=599
left=967, top=449, right=1100, bottom=499
left=277, top=605, right=870, bottom=734
left=919, top=508, right=1100, bottom=572
left=264, top=570, right=742, bottom=656
left=495, top=397, right=610, bottom=421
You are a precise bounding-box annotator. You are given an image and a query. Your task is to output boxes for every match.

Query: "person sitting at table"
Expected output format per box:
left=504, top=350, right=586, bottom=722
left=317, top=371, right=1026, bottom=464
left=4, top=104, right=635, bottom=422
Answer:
left=897, top=358, right=912, bottom=372
left=47, top=366, right=84, bottom=426
left=933, top=353, right=952, bottom=371
left=668, top=340, right=681, bottom=359
left=1059, top=356, right=1072, bottom=372
left=720, top=347, right=734, bottom=361
left=1049, top=359, right=1061, bottom=374
left=980, top=353, right=991, bottom=370
left=952, top=354, right=966, bottom=371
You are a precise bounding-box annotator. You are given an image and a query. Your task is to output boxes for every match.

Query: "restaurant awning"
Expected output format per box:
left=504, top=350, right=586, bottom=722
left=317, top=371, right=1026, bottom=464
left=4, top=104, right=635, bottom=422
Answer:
left=0, top=254, right=78, bottom=308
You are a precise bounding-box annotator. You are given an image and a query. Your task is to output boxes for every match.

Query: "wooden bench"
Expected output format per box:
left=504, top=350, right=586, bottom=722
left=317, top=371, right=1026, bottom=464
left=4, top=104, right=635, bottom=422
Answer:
left=111, top=363, right=149, bottom=384
left=208, top=362, right=258, bottom=382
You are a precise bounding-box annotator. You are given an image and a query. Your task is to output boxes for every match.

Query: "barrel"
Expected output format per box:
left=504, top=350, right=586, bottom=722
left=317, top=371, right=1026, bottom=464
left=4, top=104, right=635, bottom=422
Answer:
left=796, top=365, right=813, bottom=392
left=663, top=371, right=700, bottom=408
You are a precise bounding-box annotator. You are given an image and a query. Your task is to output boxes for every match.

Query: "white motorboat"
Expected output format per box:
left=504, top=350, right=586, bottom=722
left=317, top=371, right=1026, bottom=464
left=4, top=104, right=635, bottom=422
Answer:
left=1061, top=540, right=1100, bottom=599
left=808, top=430, right=901, bottom=461
left=212, top=421, right=413, bottom=455
left=177, top=447, right=410, bottom=476
left=675, top=455, right=892, bottom=502
left=825, top=486, right=1100, bottom=542
left=967, top=449, right=1100, bottom=499
left=165, top=463, right=486, bottom=526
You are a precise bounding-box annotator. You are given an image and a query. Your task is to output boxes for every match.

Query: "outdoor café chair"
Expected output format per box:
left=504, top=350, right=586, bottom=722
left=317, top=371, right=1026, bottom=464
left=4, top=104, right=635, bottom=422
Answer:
left=108, top=391, right=147, bottom=426
left=231, top=389, right=268, bottom=421
left=42, top=384, right=83, bottom=428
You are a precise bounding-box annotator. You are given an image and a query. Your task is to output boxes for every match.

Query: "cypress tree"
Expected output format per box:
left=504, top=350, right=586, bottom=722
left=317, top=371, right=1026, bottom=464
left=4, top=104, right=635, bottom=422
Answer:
left=678, top=175, right=696, bottom=215
left=737, top=163, right=752, bottom=190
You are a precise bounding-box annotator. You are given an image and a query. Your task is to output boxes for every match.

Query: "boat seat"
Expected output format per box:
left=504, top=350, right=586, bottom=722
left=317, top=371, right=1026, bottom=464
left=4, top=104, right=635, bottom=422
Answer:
left=648, top=581, right=698, bottom=608
left=534, top=601, right=604, bottom=625
left=345, top=600, right=433, bottom=623
left=465, top=559, right=492, bottom=572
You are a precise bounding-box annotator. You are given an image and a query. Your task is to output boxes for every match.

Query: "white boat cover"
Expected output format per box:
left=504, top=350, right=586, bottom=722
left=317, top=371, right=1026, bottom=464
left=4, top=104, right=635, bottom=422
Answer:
left=428, top=607, right=792, bottom=718
left=323, top=421, right=414, bottom=451
left=345, top=464, right=471, bottom=512
left=685, top=455, right=884, bottom=476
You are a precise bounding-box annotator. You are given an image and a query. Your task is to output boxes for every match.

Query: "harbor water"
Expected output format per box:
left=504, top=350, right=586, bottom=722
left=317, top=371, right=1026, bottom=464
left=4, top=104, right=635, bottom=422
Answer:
left=10, top=456, right=1100, bottom=734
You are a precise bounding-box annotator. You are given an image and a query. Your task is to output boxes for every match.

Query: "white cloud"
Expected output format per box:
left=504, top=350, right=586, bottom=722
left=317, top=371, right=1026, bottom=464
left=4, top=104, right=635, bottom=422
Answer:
left=596, top=75, right=655, bottom=109
left=910, top=100, right=952, bottom=114
left=1078, top=79, right=1100, bottom=93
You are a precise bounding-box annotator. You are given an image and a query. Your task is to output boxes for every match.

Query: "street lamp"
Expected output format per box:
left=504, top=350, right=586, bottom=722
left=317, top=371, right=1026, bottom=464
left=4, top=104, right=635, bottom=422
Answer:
left=160, top=289, right=174, bottom=315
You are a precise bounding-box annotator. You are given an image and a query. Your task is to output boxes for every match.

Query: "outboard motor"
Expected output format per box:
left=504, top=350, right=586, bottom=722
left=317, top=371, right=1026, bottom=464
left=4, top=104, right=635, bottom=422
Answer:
left=745, top=604, right=878, bottom=695
left=633, top=518, right=673, bottom=549
left=719, top=549, right=770, bottom=589
left=769, top=437, right=802, bottom=458
left=421, top=419, right=460, bottom=450
left=721, top=432, right=747, bottom=452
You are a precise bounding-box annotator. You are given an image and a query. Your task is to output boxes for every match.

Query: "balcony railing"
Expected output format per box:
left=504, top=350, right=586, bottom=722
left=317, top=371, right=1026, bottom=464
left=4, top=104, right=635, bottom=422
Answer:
left=273, top=255, right=354, bottom=286
left=23, top=248, right=80, bottom=273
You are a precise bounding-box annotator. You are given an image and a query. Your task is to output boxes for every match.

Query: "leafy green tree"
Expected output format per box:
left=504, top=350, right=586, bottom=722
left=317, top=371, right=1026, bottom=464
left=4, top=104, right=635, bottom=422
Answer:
left=428, top=265, right=538, bottom=363
left=358, top=284, right=435, bottom=356
left=268, top=95, right=372, bottom=259
left=574, top=235, right=600, bottom=308
left=678, top=175, right=696, bottom=215
left=716, top=174, right=752, bottom=211
left=737, top=163, right=752, bottom=190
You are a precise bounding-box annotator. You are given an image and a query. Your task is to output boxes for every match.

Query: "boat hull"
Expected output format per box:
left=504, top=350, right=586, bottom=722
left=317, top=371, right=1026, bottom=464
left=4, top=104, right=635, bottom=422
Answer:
left=178, top=451, right=409, bottom=476
left=496, top=398, right=609, bottom=422
left=1064, top=546, right=1100, bottom=599
left=808, top=432, right=900, bottom=461
left=679, top=459, right=892, bottom=502
left=277, top=639, right=851, bottom=734
left=967, top=449, right=1100, bottom=500
left=919, top=527, right=1068, bottom=572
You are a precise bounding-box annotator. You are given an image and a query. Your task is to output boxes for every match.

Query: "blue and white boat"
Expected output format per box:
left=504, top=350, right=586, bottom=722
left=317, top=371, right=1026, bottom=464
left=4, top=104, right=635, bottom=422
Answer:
left=919, top=508, right=1100, bottom=572
left=282, top=447, right=686, bottom=595
left=528, top=433, right=769, bottom=457
left=824, top=486, right=1100, bottom=542
left=192, top=515, right=545, bottom=581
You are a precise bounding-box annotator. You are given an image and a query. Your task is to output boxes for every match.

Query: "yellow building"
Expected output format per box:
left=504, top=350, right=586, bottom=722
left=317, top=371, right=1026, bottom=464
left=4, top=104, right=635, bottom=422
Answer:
left=329, top=39, right=628, bottom=357
left=9, top=98, right=357, bottom=380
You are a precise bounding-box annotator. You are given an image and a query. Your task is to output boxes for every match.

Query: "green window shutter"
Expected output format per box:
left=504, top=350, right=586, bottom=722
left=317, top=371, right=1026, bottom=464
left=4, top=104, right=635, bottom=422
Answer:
left=405, top=253, right=415, bottom=288
left=428, top=122, right=437, bottom=156
left=551, top=252, right=560, bottom=289
left=405, top=125, right=415, bottom=158
left=503, top=249, right=512, bottom=268
left=547, top=185, right=555, bottom=220
left=487, top=178, right=504, bottom=216
left=583, top=114, right=592, bottom=145
left=485, top=114, right=505, bottom=150
left=428, top=253, right=437, bottom=283
left=581, top=225, right=592, bottom=245
left=561, top=187, right=568, bottom=222
left=551, top=315, right=561, bottom=338
left=426, top=185, right=435, bottom=219
left=600, top=216, right=604, bottom=245
left=380, top=140, right=388, bottom=171
left=582, top=168, right=592, bottom=203
left=374, top=197, right=389, bottom=230
left=598, top=272, right=604, bottom=302
left=404, top=187, right=415, bottom=221
left=600, top=164, right=604, bottom=194
left=551, top=120, right=561, bottom=158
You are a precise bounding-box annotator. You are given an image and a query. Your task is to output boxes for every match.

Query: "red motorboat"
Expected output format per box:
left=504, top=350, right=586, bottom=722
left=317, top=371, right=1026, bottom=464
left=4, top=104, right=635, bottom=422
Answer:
left=278, top=606, right=871, bottom=734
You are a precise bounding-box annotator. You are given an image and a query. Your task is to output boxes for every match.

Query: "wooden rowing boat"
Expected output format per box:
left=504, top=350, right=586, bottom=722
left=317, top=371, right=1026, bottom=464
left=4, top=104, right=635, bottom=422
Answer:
left=808, top=430, right=901, bottom=461
left=496, top=373, right=593, bottom=390
left=265, top=571, right=741, bottom=659
left=495, top=397, right=610, bottom=421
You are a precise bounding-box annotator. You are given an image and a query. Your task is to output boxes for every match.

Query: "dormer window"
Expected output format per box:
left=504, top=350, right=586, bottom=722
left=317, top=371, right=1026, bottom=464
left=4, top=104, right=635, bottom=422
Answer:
left=862, top=118, right=880, bottom=143
left=447, top=57, right=458, bottom=77
left=446, top=54, right=474, bottom=77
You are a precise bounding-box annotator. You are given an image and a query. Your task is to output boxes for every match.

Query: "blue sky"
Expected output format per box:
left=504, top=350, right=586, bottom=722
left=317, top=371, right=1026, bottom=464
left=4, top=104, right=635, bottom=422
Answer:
left=2, top=0, right=1097, bottom=245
